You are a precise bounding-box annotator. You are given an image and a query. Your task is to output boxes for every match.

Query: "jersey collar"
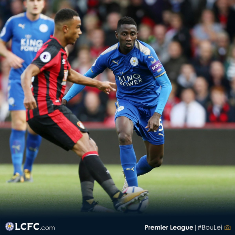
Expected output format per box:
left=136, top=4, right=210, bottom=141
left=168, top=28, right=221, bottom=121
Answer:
left=117, top=42, right=136, bottom=56
left=24, top=12, right=41, bottom=23
left=50, top=36, right=66, bottom=51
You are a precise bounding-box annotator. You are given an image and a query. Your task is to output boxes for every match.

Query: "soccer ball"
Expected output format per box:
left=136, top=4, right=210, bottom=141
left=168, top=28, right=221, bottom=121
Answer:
left=123, top=186, right=149, bottom=213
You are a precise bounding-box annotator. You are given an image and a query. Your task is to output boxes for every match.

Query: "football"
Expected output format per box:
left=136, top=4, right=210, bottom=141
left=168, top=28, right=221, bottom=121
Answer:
left=123, top=186, right=149, bottom=213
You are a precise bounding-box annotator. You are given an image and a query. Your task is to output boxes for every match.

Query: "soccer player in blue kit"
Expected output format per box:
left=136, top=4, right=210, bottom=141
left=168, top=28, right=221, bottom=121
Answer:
left=63, top=16, right=172, bottom=189
left=0, top=0, right=54, bottom=183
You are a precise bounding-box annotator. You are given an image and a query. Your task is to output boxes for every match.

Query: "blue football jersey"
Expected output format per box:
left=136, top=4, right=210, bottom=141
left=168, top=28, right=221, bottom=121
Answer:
left=91, top=40, right=166, bottom=107
left=0, top=12, right=54, bottom=81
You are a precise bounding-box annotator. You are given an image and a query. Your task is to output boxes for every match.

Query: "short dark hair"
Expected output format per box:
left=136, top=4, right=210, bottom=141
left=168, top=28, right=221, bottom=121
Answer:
left=54, top=8, right=79, bottom=24
left=117, top=16, right=137, bottom=31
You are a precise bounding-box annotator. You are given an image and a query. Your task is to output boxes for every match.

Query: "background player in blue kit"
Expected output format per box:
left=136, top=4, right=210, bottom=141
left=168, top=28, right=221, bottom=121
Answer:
left=0, top=0, right=54, bottom=183
left=63, top=16, right=172, bottom=189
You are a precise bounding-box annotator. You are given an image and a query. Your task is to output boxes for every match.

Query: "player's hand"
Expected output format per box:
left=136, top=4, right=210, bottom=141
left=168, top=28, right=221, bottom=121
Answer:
left=6, top=51, right=24, bottom=69
left=62, top=99, right=67, bottom=105
left=146, top=112, right=161, bottom=132
left=24, top=95, right=37, bottom=110
left=97, top=81, right=116, bottom=94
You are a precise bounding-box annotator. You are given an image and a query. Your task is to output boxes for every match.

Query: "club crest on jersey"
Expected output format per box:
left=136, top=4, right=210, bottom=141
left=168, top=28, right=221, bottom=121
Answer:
left=130, top=57, right=138, bottom=66
left=77, top=121, right=85, bottom=129
left=39, top=24, right=48, bottom=33
left=8, top=97, right=15, bottom=106
left=40, top=52, right=51, bottom=63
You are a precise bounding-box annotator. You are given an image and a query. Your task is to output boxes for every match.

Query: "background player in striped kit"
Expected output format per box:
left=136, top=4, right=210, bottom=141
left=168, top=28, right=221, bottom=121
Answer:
left=0, top=0, right=54, bottom=183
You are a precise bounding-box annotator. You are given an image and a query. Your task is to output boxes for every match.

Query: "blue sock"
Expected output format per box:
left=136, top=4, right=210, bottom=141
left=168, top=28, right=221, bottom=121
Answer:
left=136, top=155, right=153, bottom=176
left=24, top=133, right=42, bottom=172
left=120, top=144, right=138, bottom=187
left=9, top=129, right=26, bottom=175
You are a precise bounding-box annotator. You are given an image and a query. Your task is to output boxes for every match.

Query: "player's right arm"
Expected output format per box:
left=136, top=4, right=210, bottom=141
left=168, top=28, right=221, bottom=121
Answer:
left=21, top=64, right=40, bottom=110
left=0, top=18, right=24, bottom=68
left=0, top=40, right=24, bottom=68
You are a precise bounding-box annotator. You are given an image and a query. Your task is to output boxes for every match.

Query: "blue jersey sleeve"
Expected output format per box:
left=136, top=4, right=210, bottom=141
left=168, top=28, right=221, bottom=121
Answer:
left=91, top=53, right=108, bottom=75
left=145, top=50, right=166, bottom=78
left=154, top=73, right=172, bottom=115
left=144, top=46, right=171, bottom=115
left=0, top=17, right=14, bottom=42
left=63, top=69, right=99, bottom=101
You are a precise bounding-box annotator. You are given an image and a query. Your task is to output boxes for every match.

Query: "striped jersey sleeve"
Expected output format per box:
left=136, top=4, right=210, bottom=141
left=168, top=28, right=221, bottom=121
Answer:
left=32, top=39, right=59, bottom=72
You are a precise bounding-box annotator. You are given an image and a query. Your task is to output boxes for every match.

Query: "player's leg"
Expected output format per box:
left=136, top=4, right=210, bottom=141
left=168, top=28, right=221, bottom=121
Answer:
left=136, top=143, right=164, bottom=176
left=23, top=125, right=42, bottom=182
left=78, top=144, right=114, bottom=213
left=8, top=110, right=26, bottom=183
left=136, top=113, right=165, bottom=176
left=72, top=133, right=147, bottom=211
left=27, top=113, right=113, bottom=211
left=73, top=134, right=124, bottom=206
left=8, top=81, right=27, bottom=183
left=116, top=116, right=138, bottom=187
left=79, top=159, right=95, bottom=211
left=79, top=139, right=114, bottom=212
left=28, top=106, right=148, bottom=211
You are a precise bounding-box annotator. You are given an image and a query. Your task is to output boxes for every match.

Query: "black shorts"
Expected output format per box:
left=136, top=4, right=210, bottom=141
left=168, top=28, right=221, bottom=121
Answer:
left=28, top=105, right=89, bottom=151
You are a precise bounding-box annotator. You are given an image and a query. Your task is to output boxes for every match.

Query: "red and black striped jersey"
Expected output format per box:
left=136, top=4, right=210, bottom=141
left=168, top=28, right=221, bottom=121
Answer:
left=27, top=36, right=71, bottom=120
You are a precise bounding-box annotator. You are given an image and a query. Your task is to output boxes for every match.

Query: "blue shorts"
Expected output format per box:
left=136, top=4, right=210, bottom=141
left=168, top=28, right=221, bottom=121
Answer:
left=115, top=99, right=164, bottom=145
left=8, top=80, right=26, bottom=111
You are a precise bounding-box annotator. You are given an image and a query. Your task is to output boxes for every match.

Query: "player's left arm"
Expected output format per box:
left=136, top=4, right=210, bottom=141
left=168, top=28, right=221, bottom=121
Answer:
left=67, top=68, right=116, bottom=94
left=145, top=50, right=172, bottom=132
left=63, top=53, right=109, bottom=104
left=21, top=64, right=40, bottom=110
left=62, top=69, right=96, bottom=104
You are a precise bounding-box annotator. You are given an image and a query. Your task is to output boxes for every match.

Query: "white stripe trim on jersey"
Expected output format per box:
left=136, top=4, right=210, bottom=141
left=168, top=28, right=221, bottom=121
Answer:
left=101, top=43, right=118, bottom=55
left=40, top=14, right=54, bottom=22
left=135, top=40, right=150, bottom=56
left=6, top=13, right=25, bottom=23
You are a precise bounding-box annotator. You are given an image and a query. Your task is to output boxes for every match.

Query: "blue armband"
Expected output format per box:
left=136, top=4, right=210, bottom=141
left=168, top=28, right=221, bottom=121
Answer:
left=155, top=73, right=172, bottom=115
left=63, top=69, right=97, bottom=102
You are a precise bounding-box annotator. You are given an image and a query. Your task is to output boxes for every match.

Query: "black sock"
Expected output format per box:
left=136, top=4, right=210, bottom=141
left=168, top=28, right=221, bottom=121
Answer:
left=82, top=152, right=120, bottom=199
left=79, top=159, right=94, bottom=204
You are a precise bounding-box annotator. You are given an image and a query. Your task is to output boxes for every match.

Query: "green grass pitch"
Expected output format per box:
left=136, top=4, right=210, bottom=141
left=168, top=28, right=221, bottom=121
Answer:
left=0, top=164, right=235, bottom=216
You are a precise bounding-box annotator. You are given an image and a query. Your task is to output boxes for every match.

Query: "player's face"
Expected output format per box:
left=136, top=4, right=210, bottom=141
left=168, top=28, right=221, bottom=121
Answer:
left=66, top=16, right=82, bottom=45
left=115, top=24, right=138, bottom=53
left=25, top=0, right=45, bottom=15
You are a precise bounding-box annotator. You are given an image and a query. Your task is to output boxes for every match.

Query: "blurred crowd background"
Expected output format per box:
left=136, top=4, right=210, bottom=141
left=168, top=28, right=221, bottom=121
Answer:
left=1, top=0, right=235, bottom=127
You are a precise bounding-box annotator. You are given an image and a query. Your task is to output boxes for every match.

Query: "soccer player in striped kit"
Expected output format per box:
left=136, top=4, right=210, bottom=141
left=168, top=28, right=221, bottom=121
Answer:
left=21, top=8, right=148, bottom=212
